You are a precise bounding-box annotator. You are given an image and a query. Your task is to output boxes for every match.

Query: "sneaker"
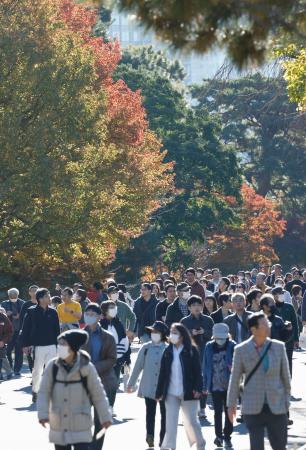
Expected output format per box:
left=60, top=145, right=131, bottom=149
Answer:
left=14, top=372, right=21, bottom=377
left=6, top=373, right=13, bottom=380
left=287, top=419, right=293, bottom=426
left=198, top=408, right=207, bottom=419
left=32, top=392, right=37, bottom=403
left=224, top=438, right=233, bottom=448
left=214, top=437, right=223, bottom=447
left=146, top=434, right=154, bottom=447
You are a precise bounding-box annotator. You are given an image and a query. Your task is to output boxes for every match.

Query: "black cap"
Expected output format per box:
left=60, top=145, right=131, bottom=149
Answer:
left=58, top=329, right=88, bottom=352
left=107, top=285, right=119, bottom=294
left=177, top=282, right=190, bottom=292
left=145, top=321, right=169, bottom=336
left=272, top=287, right=283, bottom=295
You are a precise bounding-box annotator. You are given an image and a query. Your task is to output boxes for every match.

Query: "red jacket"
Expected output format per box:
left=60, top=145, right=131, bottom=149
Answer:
left=190, top=280, right=206, bottom=302
left=0, top=312, right=13, bottom=343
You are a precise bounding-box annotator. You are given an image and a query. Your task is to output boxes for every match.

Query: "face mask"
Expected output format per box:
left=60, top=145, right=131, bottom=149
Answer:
left=275, top=282, right=282, bottom=287
left=278, top=294, right=285, bottom=302
left=215, top=338, right=227, bottom=346
left=108, top=307, right=117, bottom=318
left=269, top=305, right=277, bottom=314
left=57, top=344, right=71, bottom=360
left=196, top=272, right=202, bottom=279
left=10, top=298, right=18, bottom=303
left=182, top=291, right=190, bottom=301
left=110, top=293, right=119, bottom=302
left=151, top=333, right=161, bottom=344
left=169, top=333, right=180, bottom=345
left=84, top=314, right=98, bottom=326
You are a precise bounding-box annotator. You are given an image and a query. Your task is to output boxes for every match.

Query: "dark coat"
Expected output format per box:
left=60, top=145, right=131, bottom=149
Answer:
left=19, top=305, right=60, bottom=347
left=268, top=314, right=292, bottom=343
left=180, top=313, right=214, bottom=357
left=275, top=302, right=299, bottom=347
left=133, top=295, right=158, bottom=338
left=0, top=312, right=13, bottom=344
left=156, top=344, right=203, bottom=401
left=223, top=310, right=252, bottom=343
left=165, top=298, right=185, bottom=328
left=211, top=307, right=231, bottom=324
left=155, top=300, right=170, bottom=322
left=83, top=325, right=117, bottom=395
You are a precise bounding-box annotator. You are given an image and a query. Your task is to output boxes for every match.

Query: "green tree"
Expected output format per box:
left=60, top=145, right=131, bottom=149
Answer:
left=193, top=74, right=306, bottom=265
left=112, top=46, right=242, bottom=279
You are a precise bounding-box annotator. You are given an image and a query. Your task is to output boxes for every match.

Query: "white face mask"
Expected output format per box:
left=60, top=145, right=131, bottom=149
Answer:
left=275, top=283, right=283, bottom=288
left=84, top=314, right=98, bottom=326
left=196, top=272, right=202, bottom=279
left=108, top=307, right=117, bottom=318
left=278, top=294, right=285, bottom=302
left=151, top=333, right=161, bottom=344
left=182, top=291, right=190, bottom=301
left=169, top=333, right=180, bottom=345
left=10, top=298, right=18, bottom=303
left=57, top=344, right=71, bottom=360
left=110, top=293, right=119, bottom=302
left=215, top=338, right=227, bottom=346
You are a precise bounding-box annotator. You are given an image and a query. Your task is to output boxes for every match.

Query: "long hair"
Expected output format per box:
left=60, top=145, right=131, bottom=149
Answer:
left=170, top=323, right=196, bottom=352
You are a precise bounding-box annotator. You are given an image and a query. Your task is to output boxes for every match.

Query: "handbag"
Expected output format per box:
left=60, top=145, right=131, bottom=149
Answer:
left=240, top=341, right=272, bottom=393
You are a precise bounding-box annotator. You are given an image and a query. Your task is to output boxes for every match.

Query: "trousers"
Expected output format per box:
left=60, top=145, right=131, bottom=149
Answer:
left=7, top=331, right=23, bottom=373
left=162, top=395, right=205, bottom=450
left=88, top=409, right=105, bottom=450
left=32, top=345, right=57, bottom=393
left=55, top=444, right=89, bottom=450
left=0, top=357, right=13, bottom=375
left=211, top=390, right=233, bottom=439
left=145, top=397, right=166, bottom=445
left=244, top=405, right=287, bottom=450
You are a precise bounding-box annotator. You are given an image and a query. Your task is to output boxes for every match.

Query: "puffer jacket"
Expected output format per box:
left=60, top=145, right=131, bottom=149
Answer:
left=37, top=350, right=112, bottom=446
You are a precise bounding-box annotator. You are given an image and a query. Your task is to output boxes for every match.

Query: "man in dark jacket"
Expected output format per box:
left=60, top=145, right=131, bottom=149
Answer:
left=83, top=302, right=117, bottom=450
left=211, top=293, right=233, bottom=324
left=286, top=269, right=306, bottom=295
left=155, top=284, right=176, bottom=322
left=214, top=278, right=231, bottom=307
left=20, top=288, right=60, bottom=402
left=133, top=283, right=158, bottom=343
left=2, top=288, right=25, bottom=375
left=165, top=282, right=190, bottom=328
left=185, top=268, right=206, bottom=302
left=19, top=285, right=39, bottom=372
left=260, top=294, right=292, bottom=342
left=223, top=293, right=251, bottom=343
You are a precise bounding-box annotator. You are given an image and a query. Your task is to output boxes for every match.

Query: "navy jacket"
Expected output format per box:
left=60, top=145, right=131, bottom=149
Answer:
left=165, top=298, right=185, bottom=328
left=203, top=339, right=236, bottom=391
left=180, top=313, right=214, bottom=357
left=156, top=344, right=203, bottom=401
left=133, top=295, right=158, bottom=338
left=19, top=305, right=60, bottom=347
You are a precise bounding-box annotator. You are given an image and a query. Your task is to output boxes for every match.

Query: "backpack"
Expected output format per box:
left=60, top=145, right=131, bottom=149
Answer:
left=51, top=362, right=92, bottom=403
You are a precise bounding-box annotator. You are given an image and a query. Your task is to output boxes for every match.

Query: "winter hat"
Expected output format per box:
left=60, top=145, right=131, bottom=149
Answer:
left=58, top=329, right=88, bottom=352
left=145, top=321, right=169, bottom=336
left=213, top=323, right=229, bottom=339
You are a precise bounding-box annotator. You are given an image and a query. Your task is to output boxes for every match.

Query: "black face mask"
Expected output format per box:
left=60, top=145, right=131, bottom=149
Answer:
left=269, top=305, right=277, bottom=314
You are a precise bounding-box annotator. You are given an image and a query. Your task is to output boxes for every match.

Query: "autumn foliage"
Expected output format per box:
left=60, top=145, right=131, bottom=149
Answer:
left=205, top=184, right=287, bottom=268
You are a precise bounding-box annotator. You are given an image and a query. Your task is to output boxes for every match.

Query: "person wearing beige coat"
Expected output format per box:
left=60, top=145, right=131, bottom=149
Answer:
left=37, top=329, right=112, bottom=450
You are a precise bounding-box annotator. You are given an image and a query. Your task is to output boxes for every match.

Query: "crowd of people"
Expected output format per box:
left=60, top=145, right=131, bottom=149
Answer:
left=0, top=263, right=306, bottom=450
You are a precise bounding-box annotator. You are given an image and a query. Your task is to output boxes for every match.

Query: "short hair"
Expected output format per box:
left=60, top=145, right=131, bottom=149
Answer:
left=101, top=300, right=116, bottom=315
left=246, top=289, right=262, bottom=305
left=8, top=288, right=19, bottom=297
left=219, top=292, right=231, bottom=305
left=212, top=268, right=220, bottom=274
left=260, top=293, right=274, bottom=308
left=231, top=293, right=245, bottom=303
left=29, top=285, right=39, bottom=291
left=51, top=296, right=62, bottom=305
left=117, top=283, right=127, bottom=293
left=237, top=282, right=246, bottom=291
left=141, top=282, right=153, bottom=291
left=275, top=277, right=284, bottom=284
left=76, top=289, right=87, bottom=302
left=221, top=277, right=231, bottom=288
left=36, top=288, right=49, bottom=302
left=85, top=303, right=101, bottom=315
left=165, top=283, right=175, bottom=292
left=185, top=267, right=196, bottom=276
left=62, top=287, right=73, bottom=296
left=187, top=295, right=202, bottom=307
left=292, top=285, right=302, bottom=296
left=196, top=268, right=204, bottom=274
left=247, top=312, right=266, bottom=329
left=257, top=272, right=266, bottom=279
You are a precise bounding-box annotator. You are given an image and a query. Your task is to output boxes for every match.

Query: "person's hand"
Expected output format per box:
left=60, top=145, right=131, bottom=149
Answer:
left=228, top=406, right=236, bottom=424
left=193, top=390, right=202, bottom=399
left=14, top=313, right=20, bottom=319
left=192, top=329, right=198, bottom=336
left=127, top=386, right=133, bottom=393
left=156, top=397, right=163, bottom=402
left=197, top=327, right=204, bottom=335
left=23, top=347, right=30, bottom=355
left=126, top=330, right=134, bottom=342
left=202, top=390, right=208, bottom=395
left=101, top=421, right=112, bottom=430
left=0, top=341, right=4, bottom=348
left=39, top=419, right=49, bottom=428
left=294, top=341, right=299, bottom=349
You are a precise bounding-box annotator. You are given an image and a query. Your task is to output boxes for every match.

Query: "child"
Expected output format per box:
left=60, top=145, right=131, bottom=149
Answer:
left=0, top=307, right=13, bottom=380
left=203, top=323, right=236, bottom=448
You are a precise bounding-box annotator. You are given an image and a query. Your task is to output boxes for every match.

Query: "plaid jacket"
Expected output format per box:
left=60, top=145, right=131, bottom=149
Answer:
left=227, top=337, right=291, bottom=415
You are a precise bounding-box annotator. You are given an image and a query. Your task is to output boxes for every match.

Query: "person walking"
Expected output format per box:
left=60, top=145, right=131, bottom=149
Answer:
left=203, top=323, right=235, bottom=448
left=57, top=287, right=82, bottom=332
left=82, top=303, right=117, bottom=450
left=156, top=323, right=206, bottom=450
left=165, top=282, right=190, bottom=328
left=185, top=268, right=206, bottom=303
left=227, top=312, right=291, bottom=450
left=211, top=293, right=233, bottom=324
left=19, top=285, right=39, bottom=372
left=0, top=307, right=13, bottom=380
left=181, top=295, right=214, bottom=419
left=37, top=329, right=112, bottom=450
left=134, top=283, right=158, bottom=343
left=107, top=285, right=136, bottom=342
left=223, top=293, right=251, bottom=344
left=155, top=284, right=176, bottom=322
left=20, top=288, right=60, bottom=402
left=2, top=288, right=25, bottom=375
left=127, top=321, right=168, bottom=448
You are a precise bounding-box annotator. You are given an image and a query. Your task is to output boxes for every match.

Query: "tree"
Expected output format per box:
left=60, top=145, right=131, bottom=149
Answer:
left=196, top=184, right=286, bottom=270
left=88, top=0, right=305, bottom=67
left=192, top=74, right=306, bottom=265
left=111, top=46, right=242, bottom=280
left=0, top=0, right=173, bottom=285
